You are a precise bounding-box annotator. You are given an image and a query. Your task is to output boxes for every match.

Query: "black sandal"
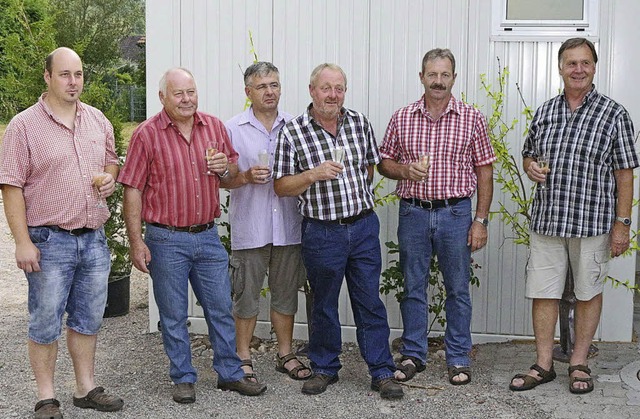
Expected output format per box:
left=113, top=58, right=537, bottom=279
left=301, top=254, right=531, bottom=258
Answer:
left=448, top=365, right=471, bottom=385
left=395, top=355, right=426, bottom=382
left=34, top=398, right=62, bottom=419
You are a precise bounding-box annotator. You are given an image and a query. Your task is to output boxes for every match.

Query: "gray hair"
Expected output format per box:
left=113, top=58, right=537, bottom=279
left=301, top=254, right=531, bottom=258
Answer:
left=309, top=63, right=347, bottom=88
left=158, top=67, right=196, bottom=96
left=421, top=48, right=456, bottom=74
left=244, top=62, right=279, bottom=86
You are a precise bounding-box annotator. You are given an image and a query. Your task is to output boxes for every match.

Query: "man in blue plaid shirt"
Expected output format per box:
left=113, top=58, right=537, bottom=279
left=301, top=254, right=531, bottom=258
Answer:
left=510, top=38, right=639, bottom=395
left=273, top=63, right=402, bottom=400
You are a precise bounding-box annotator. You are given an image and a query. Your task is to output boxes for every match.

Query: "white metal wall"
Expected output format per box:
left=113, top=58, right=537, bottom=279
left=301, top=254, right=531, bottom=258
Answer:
left=146, top=0, right=638, bottom=342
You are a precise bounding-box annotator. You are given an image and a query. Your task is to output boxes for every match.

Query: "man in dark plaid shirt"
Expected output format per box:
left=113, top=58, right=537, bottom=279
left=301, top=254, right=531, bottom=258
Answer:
left=510, top=38, right=639, bottom=395
left=273, top=63, right=402, bottom=400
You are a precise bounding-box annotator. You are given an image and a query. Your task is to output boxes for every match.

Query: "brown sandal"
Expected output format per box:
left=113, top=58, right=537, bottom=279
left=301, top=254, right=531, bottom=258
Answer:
left=395, top=355, right=426, bottom=382
left=275, top=352, right=311, bottom=380
left=241, top=358, right=258, bottom=382
left=568, top=364, right=594, bottom=394
left=509, top=363, right=556, bottom=391
left=448, top=365, right=471, bottom=385
left=34, top=399, right=62, bottom=419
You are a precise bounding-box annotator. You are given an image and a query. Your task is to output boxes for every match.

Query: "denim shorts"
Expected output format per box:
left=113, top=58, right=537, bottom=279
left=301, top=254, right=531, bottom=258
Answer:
left=26, top=226, right=110, bottom=344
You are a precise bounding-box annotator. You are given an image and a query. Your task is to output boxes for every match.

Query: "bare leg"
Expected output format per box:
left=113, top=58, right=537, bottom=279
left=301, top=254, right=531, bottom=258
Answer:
left=511, top=298, right=558, bottom=388
left=28, top=340, right=58, bottom=400
left=235, top=315, right=258, bottom=377
left=272, top=309, right=310, bottom=379
left=67, top=329, right=97, bottom=398
left=569, top=293, right=602, bottom=391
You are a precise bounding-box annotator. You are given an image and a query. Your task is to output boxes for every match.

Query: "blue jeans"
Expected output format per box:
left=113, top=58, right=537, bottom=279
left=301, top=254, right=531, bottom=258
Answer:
left=145, top=224, right=243, bottom=384
left=301, top=212, right=395, bottom=381
left=26, top=227, right=110, bottom=344
left=398, top=198, right=473, bottom=367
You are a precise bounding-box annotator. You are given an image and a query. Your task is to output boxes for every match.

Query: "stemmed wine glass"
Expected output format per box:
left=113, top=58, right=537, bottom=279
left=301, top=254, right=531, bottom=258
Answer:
left=419, top=153, right=431, bottom=183
left=258, top=149, right=270, bottom=180
left=205, top=145, right=218, bottom=175
left=537, top=155, right=550, bottom=190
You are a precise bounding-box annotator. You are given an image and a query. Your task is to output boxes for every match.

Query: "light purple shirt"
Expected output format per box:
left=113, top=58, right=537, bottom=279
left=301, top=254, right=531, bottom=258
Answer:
left=225, top=107, right=301, bottom=250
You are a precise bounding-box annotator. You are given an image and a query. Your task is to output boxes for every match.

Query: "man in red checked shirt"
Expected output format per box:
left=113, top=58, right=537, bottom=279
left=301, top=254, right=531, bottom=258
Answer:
left=120, top=68, right=266, bottom=403
left=378, top=48, right=495, bottom=387
left=0, top=47, right=123, bottom=419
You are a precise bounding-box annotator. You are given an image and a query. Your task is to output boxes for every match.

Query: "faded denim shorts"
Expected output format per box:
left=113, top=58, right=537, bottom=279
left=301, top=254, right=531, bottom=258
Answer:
left=26, top=226, right=110, bottom=344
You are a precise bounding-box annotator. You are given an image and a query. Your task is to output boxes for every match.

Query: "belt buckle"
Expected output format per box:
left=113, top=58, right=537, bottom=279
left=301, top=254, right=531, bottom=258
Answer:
left=338, top=218, right=348, bottom=225
left=69, top=228, right=82, bottom=236
left=422, top=200, right=433, bottom=209
left=187, top=225, right=200, bottom=233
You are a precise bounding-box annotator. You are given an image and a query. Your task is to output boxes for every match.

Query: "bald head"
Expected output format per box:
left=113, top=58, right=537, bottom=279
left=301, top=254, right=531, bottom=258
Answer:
left=45, top=47, right=82, bottom=76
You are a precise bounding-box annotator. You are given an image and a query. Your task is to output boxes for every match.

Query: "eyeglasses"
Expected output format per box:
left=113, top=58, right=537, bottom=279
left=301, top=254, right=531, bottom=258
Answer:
left=250, top=82, right=281, bottom=91
left=317, top=85, right=346, bottom=94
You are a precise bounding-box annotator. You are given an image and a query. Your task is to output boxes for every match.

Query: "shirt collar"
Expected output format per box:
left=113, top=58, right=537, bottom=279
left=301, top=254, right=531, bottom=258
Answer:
left=158, top=108, right=205, bottom=129
left=561, top=84, right=598, bottom=107
left=412, top=94, right=460, bottom=117
left=237, top=106, right=287, bottom=128
left=302, top=103, right=352, bottom=127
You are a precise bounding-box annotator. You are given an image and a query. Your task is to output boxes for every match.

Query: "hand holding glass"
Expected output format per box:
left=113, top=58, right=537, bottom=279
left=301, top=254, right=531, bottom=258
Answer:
left=92, top=172, right=108, bottom=208
left=205, top=147, right=218, bottom=175
left=258, top=149, right=270, bottom=180
left=419, top=153, right=430, bottom=183
left=537, top=155, right=550, bottom=190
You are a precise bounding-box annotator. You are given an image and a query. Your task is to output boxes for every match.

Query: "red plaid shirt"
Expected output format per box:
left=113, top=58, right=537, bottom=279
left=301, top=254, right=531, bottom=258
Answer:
left=379, top=95, right=495, bottom=200
left=0, top=94, right=118, bottom=229
left=118, top=110, right=238, bottom=226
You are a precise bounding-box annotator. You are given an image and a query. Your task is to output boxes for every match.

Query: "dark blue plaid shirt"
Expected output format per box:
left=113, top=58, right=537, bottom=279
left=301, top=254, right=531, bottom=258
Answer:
left=523, top=87, right=639, bottom=237
left=273, top=104, right=380, bottom=220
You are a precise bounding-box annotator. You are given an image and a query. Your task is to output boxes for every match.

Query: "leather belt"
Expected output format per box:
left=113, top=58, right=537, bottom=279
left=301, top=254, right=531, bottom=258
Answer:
left=45, top=225, right=95, bottom=236
left=402, top=197, right=467, bottom=210
left=149, top=221, right=216, bottom=233
left=309, top=209, right=374, bottom=225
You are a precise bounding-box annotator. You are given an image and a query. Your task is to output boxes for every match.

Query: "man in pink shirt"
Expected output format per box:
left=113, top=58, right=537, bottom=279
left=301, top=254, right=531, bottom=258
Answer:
left=120, top=68, right=267, bottom=404
left=0, top=47, right=123, bottom=418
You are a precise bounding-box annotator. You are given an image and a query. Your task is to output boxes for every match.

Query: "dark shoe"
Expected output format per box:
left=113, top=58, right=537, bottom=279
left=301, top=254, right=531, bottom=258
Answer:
left=72, top=386, right=124, bottom=412
left=217, top=377, right=267, bottom=396
left=34, top=398, right=62, bottom=419
left=172, top=382, right=196, bottom=404
left=448, top=365, right=471, bottom=386
left=509, top=363, right=556, bottom=391
left=371, top=377, right=404, bottom=400
left=395, top=355, right=426, bottom=382
left=568, top=364, right=594, bottom=394
left=301, top=373, right=338, bottom=395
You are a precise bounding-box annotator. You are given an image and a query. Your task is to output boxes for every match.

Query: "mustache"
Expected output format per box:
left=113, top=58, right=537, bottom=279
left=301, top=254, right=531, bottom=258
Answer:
left=430, top=83, right=447, bottom=90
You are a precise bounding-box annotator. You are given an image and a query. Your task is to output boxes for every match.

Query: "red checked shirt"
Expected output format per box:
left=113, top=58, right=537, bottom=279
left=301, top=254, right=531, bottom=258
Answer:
left=379, top=95, right=496, bottom=200
left=0, top=94, right=118, bottom=229
left=118, top=109, right=238, bottom=227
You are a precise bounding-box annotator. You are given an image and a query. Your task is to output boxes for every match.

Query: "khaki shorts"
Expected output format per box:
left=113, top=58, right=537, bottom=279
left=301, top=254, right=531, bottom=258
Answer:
left=525, top=232, right=610, bottom=301
left=230, top=244, right=306, bottom=318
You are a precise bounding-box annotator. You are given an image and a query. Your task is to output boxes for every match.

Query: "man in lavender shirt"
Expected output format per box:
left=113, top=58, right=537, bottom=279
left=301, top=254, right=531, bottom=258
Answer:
left=222, top=62, right=311, bottom=383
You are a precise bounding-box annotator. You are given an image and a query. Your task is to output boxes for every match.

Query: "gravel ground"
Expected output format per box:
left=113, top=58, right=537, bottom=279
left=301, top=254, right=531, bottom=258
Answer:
left=0, top=199, right=547, bottom=419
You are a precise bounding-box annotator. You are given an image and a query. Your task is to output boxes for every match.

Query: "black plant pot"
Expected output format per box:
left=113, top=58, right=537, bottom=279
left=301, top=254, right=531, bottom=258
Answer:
left=104, top=274, right=130, bottom=318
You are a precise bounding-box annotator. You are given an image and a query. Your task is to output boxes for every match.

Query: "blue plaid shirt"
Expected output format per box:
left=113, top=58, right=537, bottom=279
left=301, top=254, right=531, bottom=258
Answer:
left=523, top=87, right=639, bottom=237
left=273, top=104, right=380, bottom=220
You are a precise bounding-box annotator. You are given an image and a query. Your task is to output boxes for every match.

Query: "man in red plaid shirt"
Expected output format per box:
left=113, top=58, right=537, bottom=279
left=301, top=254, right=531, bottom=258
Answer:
left=379, top=48, right=495, bottom=386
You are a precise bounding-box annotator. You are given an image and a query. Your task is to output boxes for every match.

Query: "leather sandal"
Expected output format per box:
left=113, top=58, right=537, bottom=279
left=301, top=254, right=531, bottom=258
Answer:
left=275, top=352, right=311, bottom=380
left=448, top=365, right=471, bottom=385
left=34, top=398, right=62, bottom=419
left=509, top=363, right=556, bottom=391
left=395, top=355, right=426, bottom=382
left=241, top=358, right=258, bottom=382
left=568, top=364, right=594, bottom=394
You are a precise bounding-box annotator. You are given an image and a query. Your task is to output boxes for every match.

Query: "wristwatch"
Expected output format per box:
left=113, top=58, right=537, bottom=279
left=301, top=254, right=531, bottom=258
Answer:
left=474, top=216, right=489, bottom=227
left=616, top=216, right=632, bottom=226
left=218, top=167, right=230, bottom=178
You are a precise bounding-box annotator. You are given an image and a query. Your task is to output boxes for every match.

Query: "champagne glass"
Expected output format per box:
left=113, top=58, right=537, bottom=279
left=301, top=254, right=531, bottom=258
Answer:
left=92, top=172, right=108, bottom=208
left=258, top=149, right=270, bottom=180
left=205, top=146, right=218, bottom=175
left=331, top=146, right=345, bottom=178
left=537, top=155, right=550, bottom=190
left=419, top=153, right=431, bottom=183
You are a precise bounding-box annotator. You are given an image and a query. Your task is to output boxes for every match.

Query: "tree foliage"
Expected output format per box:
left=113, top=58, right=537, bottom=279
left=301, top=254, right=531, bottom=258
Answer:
left=0, top=0, right=56, bottom=120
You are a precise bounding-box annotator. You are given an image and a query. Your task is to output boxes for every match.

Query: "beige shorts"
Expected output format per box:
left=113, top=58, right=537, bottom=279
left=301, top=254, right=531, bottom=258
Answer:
left=230, top=244, right=306, bottom=318
left=525, top=232, right=610, bottom=301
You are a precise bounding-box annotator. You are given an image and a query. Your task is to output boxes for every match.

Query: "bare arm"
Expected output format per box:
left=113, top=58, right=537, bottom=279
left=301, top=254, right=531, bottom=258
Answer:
left=468, top=163, right=494, bottom=251
left=273, top=161, right=342, bottom=197
left=123, top=186, right=151, bottom=273
left=378, top=158, right=428, bottom=181
left=1, top=185, right=40, bottom=272
left=610, top=168, right=634, bottom=257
